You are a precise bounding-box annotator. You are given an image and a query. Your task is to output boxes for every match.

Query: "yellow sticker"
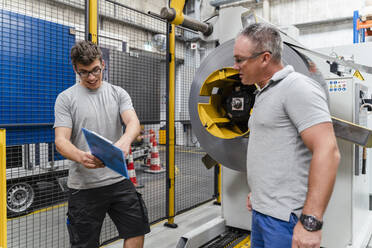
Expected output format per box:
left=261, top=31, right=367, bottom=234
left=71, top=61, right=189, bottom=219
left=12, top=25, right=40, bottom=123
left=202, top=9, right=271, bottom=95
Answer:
left=354, top=70, right=365, bottom=81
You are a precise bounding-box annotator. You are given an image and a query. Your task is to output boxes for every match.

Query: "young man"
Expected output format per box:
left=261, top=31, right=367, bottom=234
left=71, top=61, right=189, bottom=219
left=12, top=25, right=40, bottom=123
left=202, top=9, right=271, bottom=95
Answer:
left=54, top=40, right=150, bottom=248
left=233, top=23, right=340, bottom=247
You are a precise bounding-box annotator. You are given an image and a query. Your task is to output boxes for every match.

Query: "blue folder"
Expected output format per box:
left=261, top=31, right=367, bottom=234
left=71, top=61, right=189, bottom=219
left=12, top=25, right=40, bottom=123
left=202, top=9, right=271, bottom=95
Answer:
left=82, top=128, right=128, bottom=178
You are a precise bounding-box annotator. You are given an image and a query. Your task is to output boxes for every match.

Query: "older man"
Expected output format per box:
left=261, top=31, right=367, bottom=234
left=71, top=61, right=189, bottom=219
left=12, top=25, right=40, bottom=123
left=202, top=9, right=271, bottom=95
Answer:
left=233, top=23, right=340, bottom=248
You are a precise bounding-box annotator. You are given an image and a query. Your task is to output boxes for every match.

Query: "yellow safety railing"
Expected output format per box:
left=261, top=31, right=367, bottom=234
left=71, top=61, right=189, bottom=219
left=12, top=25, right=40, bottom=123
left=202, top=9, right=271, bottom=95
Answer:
left=216, top=164, right=221, bottom=204
left=0, top=129, right=7, bottom=248
left=163, top=0, right=186, bottom=229
left=88, top=0, right=98, bottom=44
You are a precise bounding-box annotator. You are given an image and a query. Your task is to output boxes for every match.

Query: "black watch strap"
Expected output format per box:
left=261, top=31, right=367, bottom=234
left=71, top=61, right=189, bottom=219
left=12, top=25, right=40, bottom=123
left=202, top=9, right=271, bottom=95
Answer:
left=300, top=214, right=323, bottom=232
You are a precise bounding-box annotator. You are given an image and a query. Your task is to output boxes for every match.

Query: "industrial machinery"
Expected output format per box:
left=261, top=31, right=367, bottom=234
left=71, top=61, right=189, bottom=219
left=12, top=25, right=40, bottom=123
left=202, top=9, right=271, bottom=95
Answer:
left=316, top=41, right=372, bottom=214
left=324, top=76, right=370, bottom=247
left=179, top=4, right=372, bottom=248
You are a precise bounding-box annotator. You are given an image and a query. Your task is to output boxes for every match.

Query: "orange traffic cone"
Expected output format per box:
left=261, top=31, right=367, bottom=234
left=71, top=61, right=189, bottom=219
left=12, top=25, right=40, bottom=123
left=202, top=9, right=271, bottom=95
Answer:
left=127, top=147, right=144, bottom=188
left=145, top=150, right=151, bottom=168
left=144, top=132, right=154, bottom=168
left=144, top=136, right=165, bottom=174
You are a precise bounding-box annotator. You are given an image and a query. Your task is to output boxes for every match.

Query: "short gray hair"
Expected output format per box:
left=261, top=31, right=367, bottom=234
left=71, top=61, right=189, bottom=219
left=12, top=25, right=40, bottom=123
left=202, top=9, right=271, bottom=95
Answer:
left=239, top=23, right=283, bottom=62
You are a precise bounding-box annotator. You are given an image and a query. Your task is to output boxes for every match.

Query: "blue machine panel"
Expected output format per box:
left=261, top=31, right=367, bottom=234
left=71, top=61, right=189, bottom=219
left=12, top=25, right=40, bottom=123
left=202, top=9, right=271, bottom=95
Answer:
left=0, top=10, right=76, bottom=146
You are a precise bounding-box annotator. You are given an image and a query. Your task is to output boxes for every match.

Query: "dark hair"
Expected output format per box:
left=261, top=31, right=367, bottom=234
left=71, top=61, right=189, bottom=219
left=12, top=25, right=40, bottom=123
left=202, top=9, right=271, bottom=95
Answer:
left=239, top=23, right=283, bottom=62
left=70, top=40, right=103, bottom=66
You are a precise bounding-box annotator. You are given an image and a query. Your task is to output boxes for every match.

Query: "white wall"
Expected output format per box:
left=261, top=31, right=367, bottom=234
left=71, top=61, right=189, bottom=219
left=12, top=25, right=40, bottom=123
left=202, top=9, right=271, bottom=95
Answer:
left=200, top=0, right=369, bottom=49
left=299, top=22, right=353, bottom=49
left=269, top=0, right=362, bottom=25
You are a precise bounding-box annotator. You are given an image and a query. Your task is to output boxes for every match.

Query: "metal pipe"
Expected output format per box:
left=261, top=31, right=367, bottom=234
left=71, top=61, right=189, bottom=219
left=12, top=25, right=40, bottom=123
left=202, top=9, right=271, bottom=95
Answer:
left=0, top=123, right=53, bottom=128
left=160, top=7, right=213, bottom=36
left=160, top=7, right=177, bottom=21
left=354, top=10, right=360, bottom=44
left=147, top=11, right=164, bottom=20
left=210, top=0, right=246, bottom=7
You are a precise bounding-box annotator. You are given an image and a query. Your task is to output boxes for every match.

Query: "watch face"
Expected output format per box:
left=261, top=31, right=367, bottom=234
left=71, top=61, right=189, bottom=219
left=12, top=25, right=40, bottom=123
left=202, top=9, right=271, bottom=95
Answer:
left=303, top=216, right=318, bottom=229
left=301, top=214, right=322, bottom=231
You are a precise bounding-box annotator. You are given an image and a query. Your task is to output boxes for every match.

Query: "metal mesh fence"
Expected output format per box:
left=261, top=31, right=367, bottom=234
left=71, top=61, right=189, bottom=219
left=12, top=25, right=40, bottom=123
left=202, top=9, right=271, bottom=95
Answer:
left=99, top=0, right=168, bottom=228
left=1, top=0, right=82, bottom=247
left=1, top=0, right=216, bottom=247
left=174, top=28, right=215, bottom=214
left=99, top=0, right=216, bottom=225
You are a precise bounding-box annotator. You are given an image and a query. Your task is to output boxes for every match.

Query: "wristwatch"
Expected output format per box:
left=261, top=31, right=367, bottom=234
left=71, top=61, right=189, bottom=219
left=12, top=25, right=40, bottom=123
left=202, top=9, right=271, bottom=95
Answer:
left=299, top=214, right=323, bottom=232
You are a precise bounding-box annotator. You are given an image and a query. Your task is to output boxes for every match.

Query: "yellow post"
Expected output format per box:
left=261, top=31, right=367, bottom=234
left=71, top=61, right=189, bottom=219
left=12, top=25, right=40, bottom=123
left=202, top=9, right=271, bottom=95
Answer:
left=88, top=0, right=98, bottom=44
left=216, top=164, right=221, bottom=204
left=169, top=0, right=185, bottom=25
left=164, top=23, right=177, bottom=228
left=0, top=129, right=7, bottom=248
left=164, top=0, right=185, bottom=228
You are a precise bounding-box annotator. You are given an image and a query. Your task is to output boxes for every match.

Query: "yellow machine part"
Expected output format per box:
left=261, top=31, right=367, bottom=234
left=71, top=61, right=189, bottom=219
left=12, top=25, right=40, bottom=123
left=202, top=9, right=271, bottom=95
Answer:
left=233, top=235, right=251, bottom=248
left=198, top=68, right=250, bottom=139
left=169, top=0, right=185, bottom=25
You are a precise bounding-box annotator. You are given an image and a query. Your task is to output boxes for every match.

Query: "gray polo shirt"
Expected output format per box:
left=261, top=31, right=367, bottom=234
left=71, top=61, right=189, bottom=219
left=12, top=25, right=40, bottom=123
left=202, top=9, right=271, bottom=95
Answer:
left=54, top=81, right=134, bottom=189
left=246, top=65, right=331, bottom=221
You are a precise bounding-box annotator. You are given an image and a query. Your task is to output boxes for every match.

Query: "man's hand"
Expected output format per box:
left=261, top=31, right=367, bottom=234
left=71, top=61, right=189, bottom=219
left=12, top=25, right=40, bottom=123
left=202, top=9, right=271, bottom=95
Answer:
left=292, top=222, right=321, bottom=248
left=247, top=192, right=252, bottom=211
left=79, top=151, right=105, bottom=169
left=116, top=109, right=141, bottom=157
left=114, top=140, right=130, bottom=157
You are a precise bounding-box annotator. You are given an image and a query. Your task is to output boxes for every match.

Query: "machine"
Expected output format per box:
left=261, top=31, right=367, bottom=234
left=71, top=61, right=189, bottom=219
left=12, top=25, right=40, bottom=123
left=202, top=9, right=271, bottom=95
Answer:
left=178, top=4, right=372, bottom=248
left=324, top=77, right=370, bottom=247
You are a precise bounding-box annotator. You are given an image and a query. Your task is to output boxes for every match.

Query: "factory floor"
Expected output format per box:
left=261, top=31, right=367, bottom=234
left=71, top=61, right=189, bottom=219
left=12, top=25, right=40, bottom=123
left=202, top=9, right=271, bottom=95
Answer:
left=102, top=201, right=221, bottom=248
left=5, top=145, right=215, bottom=248
left=101, top=200, right=372, bottom=248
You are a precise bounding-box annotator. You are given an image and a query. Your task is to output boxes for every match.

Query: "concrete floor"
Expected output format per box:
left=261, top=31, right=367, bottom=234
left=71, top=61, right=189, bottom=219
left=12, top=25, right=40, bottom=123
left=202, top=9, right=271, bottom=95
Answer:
left=100, top=201, right=372, bottom=248
left=7, top=193, right=372, bottom=248
left=7, top=146, right=372, bottom=248
left=6, top=145, right=214, bottom=248
left=102, top=201, right=221, bottom=248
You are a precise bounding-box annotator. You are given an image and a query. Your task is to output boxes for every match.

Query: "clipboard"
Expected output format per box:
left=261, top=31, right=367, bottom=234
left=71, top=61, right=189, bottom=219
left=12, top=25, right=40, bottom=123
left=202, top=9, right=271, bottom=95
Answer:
left=82, top=128, right=129, bottom=178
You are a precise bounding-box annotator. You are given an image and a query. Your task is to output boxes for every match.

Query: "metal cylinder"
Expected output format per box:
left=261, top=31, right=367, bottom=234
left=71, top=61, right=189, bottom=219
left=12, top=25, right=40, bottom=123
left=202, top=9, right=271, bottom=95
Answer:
left=160, top=7, right=176, bottom=20
left=210, top=0, right=246, bottom=7
left=183, top=15, right=213, bottom=36
left=160, top=7, right=213, bottom=36
left=189, top=37, right=326, bottom=172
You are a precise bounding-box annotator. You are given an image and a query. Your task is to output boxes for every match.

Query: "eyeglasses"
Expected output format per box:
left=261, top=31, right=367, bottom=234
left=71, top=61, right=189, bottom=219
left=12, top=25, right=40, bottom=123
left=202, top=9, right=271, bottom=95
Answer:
left=77, top=66, right=102, bottom=78
left=234, top=51, right=272, bottom=65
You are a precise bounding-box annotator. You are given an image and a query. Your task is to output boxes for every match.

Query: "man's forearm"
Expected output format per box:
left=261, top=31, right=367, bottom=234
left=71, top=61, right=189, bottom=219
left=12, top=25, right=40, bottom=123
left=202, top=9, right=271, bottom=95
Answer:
left=302, top=147, right=340, bottom=219
left=116, top=119, right=140, bottom=147
left=55, top=137, right=83, bottom=164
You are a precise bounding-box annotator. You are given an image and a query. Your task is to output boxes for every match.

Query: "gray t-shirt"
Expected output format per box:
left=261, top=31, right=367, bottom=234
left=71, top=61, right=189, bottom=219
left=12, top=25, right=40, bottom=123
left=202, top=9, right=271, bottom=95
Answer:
left=247, top=65, right=331, bottom=221
left=54, top=81, right=134, bottom=189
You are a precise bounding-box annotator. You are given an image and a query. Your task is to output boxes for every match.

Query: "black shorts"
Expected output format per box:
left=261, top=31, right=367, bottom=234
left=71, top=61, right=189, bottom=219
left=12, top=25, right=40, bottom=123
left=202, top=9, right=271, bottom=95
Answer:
left=66, top=179, right=150, bottom=248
